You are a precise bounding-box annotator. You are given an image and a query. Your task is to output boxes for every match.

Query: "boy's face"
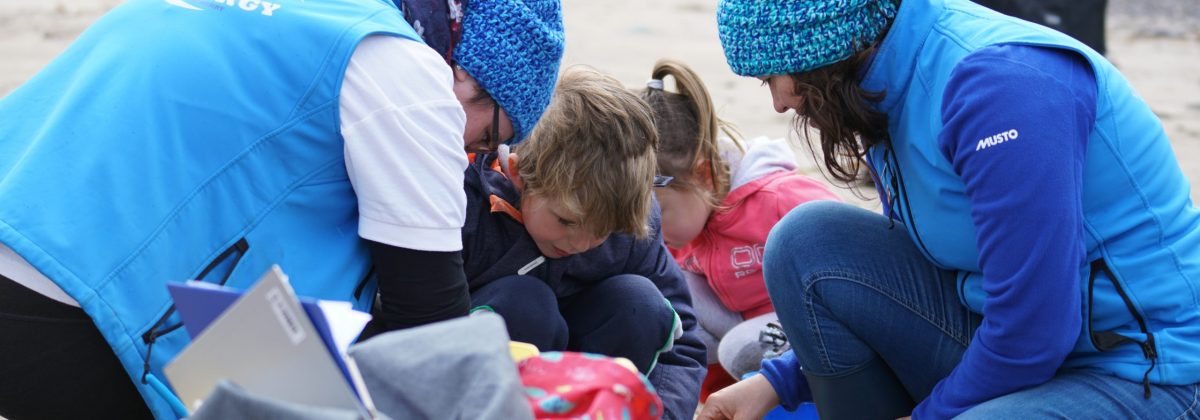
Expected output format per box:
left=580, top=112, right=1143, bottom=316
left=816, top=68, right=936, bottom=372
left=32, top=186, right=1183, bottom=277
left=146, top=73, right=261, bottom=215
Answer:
left=521, top=192, right=608, bottom=259
left=654, top=186, right=712, bottom=249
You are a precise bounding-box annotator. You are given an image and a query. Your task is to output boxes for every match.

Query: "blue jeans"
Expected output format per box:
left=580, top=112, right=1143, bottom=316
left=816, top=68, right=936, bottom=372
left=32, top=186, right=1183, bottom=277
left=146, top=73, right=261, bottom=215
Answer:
left=763, top=201, right=1200, bottom=418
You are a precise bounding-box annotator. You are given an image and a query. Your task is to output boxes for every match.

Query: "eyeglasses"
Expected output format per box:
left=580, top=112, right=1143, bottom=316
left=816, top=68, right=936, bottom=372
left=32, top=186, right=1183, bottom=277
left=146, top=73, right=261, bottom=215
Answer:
left=489, top=103, right=502, bottom=151
left=474, top=104, right=503, bottom=153
left=652, top=175, right=674, bottom=188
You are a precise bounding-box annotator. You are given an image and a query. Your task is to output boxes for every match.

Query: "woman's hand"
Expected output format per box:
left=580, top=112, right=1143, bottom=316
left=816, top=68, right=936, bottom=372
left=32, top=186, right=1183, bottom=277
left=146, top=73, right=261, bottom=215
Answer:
left=696, top=374, right=781, bottom=420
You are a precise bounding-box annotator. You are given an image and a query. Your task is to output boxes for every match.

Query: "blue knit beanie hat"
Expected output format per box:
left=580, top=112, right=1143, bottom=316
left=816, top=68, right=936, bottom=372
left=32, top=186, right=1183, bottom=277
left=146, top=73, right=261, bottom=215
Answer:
left=717, top=0, right=898, bottom=77
left=454, top=0, right=565, bottom=144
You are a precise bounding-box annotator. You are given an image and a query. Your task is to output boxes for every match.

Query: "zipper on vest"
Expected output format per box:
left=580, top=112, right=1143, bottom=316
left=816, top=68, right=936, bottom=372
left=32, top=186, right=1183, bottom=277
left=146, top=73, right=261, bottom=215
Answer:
left=865, top=153, right=898, bottom=230
left=193, top=238, right=250, bottom=285
left=887, top=164, right=903, bottom=228
left=353, top=266, right=375, bottom=301
left=884, top=148, right=942, bottom=266
left=1086, top=258, right=1157, bottom=398
left=140, top=238, right=249, bottom=383
left=956, top=270, right=970, bottom=307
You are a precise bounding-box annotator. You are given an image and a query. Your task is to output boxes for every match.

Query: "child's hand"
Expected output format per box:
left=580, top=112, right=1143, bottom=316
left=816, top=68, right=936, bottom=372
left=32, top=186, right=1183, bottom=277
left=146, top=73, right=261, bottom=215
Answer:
left=696, top=374, right=779, bottom=420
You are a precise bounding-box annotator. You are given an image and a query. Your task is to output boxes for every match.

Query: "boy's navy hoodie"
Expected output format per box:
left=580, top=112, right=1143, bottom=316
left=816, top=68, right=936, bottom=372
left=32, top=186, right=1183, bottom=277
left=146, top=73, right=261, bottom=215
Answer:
left=462, top=153, right=706, bottom=419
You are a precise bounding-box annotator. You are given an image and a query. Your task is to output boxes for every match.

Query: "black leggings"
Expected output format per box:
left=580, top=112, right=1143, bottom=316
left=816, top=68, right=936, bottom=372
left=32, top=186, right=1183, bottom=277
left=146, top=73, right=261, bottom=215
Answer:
left=0, top=275, right=152, bottom=419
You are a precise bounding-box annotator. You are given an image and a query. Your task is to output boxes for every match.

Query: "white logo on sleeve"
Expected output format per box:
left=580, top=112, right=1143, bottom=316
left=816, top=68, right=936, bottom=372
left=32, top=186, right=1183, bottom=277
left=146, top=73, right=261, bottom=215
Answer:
left=165, top=0, right=282, bottom=16
left=975, top=129, right=1020, bottom=151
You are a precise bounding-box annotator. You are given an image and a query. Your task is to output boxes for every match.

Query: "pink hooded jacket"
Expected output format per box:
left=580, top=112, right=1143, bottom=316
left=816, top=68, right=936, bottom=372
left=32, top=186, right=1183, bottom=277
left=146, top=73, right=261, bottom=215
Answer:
left=672, top=137, right=841, bottom=318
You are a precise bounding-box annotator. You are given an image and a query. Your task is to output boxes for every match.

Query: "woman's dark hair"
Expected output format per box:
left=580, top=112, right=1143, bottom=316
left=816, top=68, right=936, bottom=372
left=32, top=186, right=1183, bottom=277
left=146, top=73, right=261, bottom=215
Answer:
left=790, top=39, right=890, bottom=187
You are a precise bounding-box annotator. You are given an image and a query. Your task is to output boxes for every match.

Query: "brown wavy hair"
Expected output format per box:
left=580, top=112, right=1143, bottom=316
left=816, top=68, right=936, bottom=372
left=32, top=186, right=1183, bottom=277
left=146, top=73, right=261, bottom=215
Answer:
left=514, top=66, right=658, bottom=239
left=790, top=40, right=890, bottom=187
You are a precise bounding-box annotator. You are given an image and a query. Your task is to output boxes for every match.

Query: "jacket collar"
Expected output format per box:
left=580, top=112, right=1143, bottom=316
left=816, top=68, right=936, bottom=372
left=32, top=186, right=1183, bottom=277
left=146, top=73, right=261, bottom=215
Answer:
left=860, top=0, right=944, bottom=114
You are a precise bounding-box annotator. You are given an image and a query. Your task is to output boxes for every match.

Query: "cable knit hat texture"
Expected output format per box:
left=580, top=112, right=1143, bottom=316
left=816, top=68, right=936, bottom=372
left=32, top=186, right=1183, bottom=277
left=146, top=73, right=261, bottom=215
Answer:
left=717, top=0, right=898, bottom=77
left=454, top=0, right=565, bottom=144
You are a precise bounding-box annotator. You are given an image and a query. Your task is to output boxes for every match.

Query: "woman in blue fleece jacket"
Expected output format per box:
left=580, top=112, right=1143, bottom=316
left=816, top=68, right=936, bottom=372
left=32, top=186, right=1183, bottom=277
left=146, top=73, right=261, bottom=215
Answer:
left=700, top=0, right=1200, bottom=419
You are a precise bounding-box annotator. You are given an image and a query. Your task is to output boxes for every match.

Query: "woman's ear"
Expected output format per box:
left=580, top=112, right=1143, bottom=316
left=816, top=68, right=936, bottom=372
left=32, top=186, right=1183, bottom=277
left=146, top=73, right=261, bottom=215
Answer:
left=452, top=64, right=470, bottom=82
left=506, top=153, right=524, bottom=192
left=452, top=66, right=482, bottom=104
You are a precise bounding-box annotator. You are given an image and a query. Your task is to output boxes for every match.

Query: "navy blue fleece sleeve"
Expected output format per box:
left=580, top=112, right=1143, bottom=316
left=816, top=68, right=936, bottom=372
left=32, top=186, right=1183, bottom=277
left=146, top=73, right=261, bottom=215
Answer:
left=915, top=45, right=1097, bottom=418
left=633, top=205, right=707, bottom=420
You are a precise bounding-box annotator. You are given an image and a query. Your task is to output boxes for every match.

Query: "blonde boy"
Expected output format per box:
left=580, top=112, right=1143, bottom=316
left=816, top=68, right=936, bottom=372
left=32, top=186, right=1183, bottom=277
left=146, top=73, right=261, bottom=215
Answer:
left=460, top=67, right=705, bottom=419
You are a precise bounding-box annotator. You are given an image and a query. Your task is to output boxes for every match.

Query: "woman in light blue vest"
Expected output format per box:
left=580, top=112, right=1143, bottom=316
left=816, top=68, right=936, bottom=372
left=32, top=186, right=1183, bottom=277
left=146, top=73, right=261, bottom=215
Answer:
left=0, top=0, right=563, bottom=418
left=699, top=0, right=1200, bottom=419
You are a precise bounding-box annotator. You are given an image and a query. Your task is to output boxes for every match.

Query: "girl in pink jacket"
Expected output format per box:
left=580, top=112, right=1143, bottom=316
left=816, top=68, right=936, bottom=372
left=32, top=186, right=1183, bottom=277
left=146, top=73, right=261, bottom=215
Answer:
left=641, top=59, right=841, bottom=395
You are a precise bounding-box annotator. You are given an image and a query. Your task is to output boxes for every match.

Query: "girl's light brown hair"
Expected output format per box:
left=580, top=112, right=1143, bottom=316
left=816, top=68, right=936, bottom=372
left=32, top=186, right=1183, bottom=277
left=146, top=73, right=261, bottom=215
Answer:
left=514, top=66, right=659, bottom=239
left=641, top=58, right=744, bottom=209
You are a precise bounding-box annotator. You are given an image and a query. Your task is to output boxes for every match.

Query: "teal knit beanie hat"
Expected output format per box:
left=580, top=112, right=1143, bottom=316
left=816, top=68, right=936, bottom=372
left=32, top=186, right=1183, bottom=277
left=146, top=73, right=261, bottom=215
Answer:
left=454, top=0, right=565, bottom=144
left=717, top=0, right=898, bottom=77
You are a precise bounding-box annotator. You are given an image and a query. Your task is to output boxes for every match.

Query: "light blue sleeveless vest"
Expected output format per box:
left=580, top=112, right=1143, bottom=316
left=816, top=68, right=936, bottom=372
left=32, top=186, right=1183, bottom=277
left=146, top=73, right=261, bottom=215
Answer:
left=864, top=0, right=1200, bottom=390
left=0, top=0, right=422, bottom=416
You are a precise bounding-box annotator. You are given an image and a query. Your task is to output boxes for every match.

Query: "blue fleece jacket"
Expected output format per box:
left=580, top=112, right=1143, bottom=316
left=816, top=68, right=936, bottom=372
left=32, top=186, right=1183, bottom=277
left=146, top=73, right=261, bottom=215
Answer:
left=761, top=44, right=1098, bottom=418
left=461, top=153, right=706, bottom=419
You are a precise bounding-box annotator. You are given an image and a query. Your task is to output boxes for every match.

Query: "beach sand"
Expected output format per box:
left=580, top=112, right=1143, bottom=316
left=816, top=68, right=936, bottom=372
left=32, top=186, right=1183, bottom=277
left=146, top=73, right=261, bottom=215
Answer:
left=2, top=0, right=1198, bottom=206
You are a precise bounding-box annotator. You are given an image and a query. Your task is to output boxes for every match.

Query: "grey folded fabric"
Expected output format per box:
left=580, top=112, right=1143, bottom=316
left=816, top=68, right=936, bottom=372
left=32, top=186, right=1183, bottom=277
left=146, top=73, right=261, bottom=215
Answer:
left=348, top=313, right=533, bottom=420
left=189, top=380, right=372, bottom=420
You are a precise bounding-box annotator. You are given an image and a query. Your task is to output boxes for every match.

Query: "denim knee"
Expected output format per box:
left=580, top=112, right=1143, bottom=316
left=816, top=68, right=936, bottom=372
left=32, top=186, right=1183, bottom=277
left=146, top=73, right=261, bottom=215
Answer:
left=763, top=201, right=867, bottom=298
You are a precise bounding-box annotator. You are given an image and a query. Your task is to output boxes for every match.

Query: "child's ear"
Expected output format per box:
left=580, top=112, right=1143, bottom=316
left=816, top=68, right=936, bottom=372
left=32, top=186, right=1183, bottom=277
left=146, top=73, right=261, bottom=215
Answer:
left=506, top=153, right=524, bottom=192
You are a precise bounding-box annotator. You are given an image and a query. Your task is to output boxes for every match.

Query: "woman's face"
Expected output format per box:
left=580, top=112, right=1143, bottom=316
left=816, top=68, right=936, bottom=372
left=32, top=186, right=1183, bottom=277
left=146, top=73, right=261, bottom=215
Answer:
left=453, top=67, right=515, bottom=153
left=654, top=186, right=713, bottom=249
left=761, top=75, right=804, bottom=114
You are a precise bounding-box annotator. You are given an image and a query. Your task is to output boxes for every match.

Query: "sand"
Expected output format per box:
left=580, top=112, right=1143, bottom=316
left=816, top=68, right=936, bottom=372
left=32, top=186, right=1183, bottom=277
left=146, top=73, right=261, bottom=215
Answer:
left=2, top=0, right=1198, bottom=206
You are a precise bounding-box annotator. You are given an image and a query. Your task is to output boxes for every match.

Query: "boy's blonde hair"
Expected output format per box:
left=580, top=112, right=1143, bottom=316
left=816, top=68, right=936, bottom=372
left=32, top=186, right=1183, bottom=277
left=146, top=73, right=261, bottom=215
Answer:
left=641, top=58, right=744, bottom=209
left=514, top=66, right=658, bottom=239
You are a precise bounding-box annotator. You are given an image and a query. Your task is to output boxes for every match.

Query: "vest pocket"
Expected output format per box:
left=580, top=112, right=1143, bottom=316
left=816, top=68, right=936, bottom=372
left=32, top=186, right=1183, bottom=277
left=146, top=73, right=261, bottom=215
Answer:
left=353, top=265, right=375, bottom=302
left=193, top=238, right=250, bottom=286
left=139, top=238, right=250, bottom=384
left=1085, top=258, right=1157, bottom=398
